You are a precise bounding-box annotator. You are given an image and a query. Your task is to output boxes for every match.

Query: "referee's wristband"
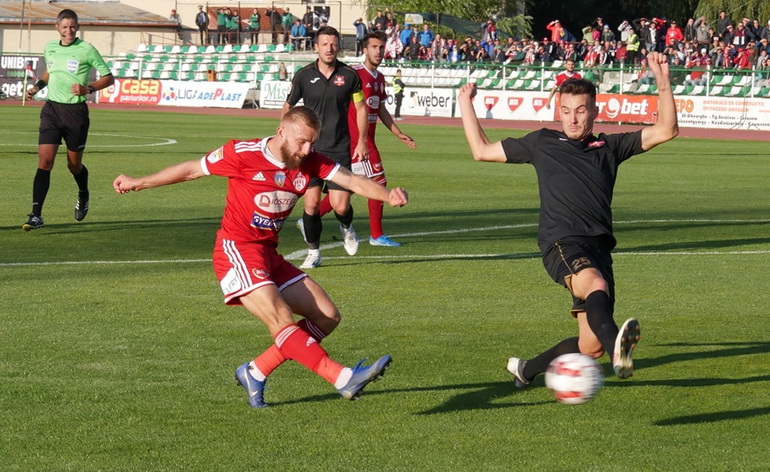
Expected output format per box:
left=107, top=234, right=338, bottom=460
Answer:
left=34, top=80, right=46, bottom=90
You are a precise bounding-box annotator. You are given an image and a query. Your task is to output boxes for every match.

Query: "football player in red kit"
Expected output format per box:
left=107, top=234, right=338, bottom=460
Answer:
left=113, top=107, right=409, bottom=408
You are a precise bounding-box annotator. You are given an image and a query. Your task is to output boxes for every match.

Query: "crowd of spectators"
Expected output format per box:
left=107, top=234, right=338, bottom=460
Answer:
left=354, top=9, right=770, bottom=78
left=192, top=7, right=770, bottom=80
left=198, top=5, right=328, bottom=49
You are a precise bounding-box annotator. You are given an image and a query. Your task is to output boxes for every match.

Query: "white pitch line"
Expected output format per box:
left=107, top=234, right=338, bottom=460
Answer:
left=0, top=133, right=177, bottom=148
left=3, top=219, right=769, bottom=267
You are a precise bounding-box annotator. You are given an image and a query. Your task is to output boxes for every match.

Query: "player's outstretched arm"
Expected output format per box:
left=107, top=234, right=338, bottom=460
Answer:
left=457, top=83, right=506, bottom=162
left=330, top=167, right=408, bottom=207
left=114, top=159, right=206, bottom=194
left=641, top=51, right=679, bottom=151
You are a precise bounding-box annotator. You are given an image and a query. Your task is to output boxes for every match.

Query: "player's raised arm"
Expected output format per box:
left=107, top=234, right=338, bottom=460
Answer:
left=329, top=167, right=408, bottom=207
left=113, top=159, right=206, bottom=193
left=457, top=83, right=506, bottom=162
left=640, top=51, right=679, bottom=151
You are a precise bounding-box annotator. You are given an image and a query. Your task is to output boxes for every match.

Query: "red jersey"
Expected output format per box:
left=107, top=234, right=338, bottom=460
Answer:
left=555, top=70, right=582, bottom=86
left=348, top=63, right=387, bottom=154
left=201, top=137, right=339, bottom=245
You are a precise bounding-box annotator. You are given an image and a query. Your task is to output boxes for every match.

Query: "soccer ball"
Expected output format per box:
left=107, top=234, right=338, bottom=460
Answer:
left=545, top=353, right=604, bottom=405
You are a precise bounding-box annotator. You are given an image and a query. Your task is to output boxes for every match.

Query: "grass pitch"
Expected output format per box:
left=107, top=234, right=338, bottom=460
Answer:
left=1, top=104, right=769, bottom=471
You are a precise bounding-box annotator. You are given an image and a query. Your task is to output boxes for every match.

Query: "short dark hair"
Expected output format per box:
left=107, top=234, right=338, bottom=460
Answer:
left=315, top=26, right=340, bottom=43
left=56, top=9, right=79, bottom=24
left=364, top=31, right=387, bottom=46
left=560, top=78, right=596, bottom=100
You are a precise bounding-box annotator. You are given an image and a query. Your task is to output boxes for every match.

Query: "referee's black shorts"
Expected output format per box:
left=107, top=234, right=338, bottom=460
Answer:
left=39, top=101, right=90, bottom=152
left=542, top=234, right=616, bottom=315
left=310, top=150, right=352, bottom=191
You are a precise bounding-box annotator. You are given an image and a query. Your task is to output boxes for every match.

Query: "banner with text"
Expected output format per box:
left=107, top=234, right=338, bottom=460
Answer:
left=99, top=78, right=163, bottom=105
left=97, top=79, right=248, bottom=108
left=0, top=54, right=45, bottom=98
left=259, top=80, right=293, bottom=109
left=673, top=96, right=770, bottom=131
left=383, top=87, right=454, bottom=118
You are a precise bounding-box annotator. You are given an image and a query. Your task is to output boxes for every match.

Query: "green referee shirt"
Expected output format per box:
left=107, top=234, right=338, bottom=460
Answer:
left=43, top=38, right=111, bottom=104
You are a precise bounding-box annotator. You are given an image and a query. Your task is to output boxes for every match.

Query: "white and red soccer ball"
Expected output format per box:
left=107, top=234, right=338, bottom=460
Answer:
left=545, top=353, right=604, bottom=405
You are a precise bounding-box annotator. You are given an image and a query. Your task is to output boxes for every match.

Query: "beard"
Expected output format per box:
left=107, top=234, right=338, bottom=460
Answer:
left=280, top=142, right=305, bottom=169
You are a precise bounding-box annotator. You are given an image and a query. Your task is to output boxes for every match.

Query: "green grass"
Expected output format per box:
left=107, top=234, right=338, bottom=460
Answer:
left=1, top=104, right=769, bottom=471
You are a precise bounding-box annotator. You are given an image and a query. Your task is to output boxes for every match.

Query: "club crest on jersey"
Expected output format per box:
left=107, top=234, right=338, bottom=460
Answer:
left=274, top=171, right=286, bottom=187
left=333, top=75, right=345, bottom=86
left=67, top=59, right=79, bottom=74
left=293, top=173, right=307, bottom=190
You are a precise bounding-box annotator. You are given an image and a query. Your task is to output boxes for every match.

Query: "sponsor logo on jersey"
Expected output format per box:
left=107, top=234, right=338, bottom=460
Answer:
left=274, top=171, right=286, bottom=187
left=365, top=82, right=373, bottom=88
left=254, top=190, right=298, bottom=213
left=253, top=172, right=266, bottom=181
left=588, top=140, right=606, bottom=148
left=310, top=77, right=321, bottom=84
left=251, top=212, right=286, bottom=231
left=292, top=173, right=307, bottom=191
left=206, top=146, right=225, bottom=164
left=333, top=75, right=345, bottom=86
left=366, top=95, right=380, bottom=109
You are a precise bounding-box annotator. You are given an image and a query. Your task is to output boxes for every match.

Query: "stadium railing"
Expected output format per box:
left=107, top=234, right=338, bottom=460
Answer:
left=103, top=46, right=770, bottom=99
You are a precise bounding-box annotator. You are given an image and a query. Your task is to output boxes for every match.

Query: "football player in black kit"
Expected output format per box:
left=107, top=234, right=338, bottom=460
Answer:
left=457, top=51, right=679, bottom=387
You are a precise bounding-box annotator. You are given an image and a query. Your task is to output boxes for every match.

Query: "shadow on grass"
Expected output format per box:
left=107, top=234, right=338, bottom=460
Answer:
left=637, top=341, right=770, bottom=371
left=270, top=380, right=550, bottom=413
left=654, top=406, right=770, bottom=426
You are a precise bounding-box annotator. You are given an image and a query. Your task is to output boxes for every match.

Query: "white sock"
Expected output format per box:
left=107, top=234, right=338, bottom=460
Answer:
left=248, top=361, right=266, bottom=381
left=308, top=249, right=320, bottom=257
left=333, top=367, right=353, bottom=389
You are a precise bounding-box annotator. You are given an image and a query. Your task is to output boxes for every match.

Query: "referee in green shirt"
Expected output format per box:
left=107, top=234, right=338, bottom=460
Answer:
left=23, top=9, right=114, bottom=231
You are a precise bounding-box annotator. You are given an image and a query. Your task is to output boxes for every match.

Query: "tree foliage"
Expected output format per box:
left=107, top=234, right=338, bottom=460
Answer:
left=694, top=0, right=770, bottom=25
left=363, top=0, right=533, bottom=39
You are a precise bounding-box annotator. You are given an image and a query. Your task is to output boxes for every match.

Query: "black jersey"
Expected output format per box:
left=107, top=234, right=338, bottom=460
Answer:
left=501, top=128, right=645, bottom=252
left=286, top=59, right=363, bottom=156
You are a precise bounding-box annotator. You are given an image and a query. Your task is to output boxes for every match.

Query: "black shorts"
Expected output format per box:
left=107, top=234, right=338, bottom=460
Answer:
left=39, top=101, right=90, bottom=152
left=541, top=235, right=616, bottom=315
left=310, top=150, right=352, bottom=191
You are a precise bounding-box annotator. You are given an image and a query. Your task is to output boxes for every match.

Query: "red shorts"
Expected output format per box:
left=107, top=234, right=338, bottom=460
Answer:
left=351, top=148, right=385, bottom=178
left=212, top=237, right=306, bottom=305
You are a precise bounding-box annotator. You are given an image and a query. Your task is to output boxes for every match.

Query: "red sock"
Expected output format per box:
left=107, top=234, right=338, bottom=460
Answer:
left=274, top=324, right=342, bottom=384
left=319, top=194, right=333, bottom=218
left=368, top=198, right=384, bottom=239
left=254, top=320, right=327, bottom=377
left=368, top=175, right=387, bottom=239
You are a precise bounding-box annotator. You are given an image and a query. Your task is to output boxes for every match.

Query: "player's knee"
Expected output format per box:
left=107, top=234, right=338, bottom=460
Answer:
left=578, top=338, right=604, bottom=359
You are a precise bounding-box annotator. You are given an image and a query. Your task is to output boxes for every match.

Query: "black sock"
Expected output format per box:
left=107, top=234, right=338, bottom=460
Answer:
left=585, top=290, right=619, bottom=358
left=522, top=337, right=580, bottom=381
left=335, top=204, right=354, bottom=228
left=73, top=165, right=89, bottom=192
left=303, top=211, right=322, bottom=249
left=31, top=168, right=51, bottom=216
